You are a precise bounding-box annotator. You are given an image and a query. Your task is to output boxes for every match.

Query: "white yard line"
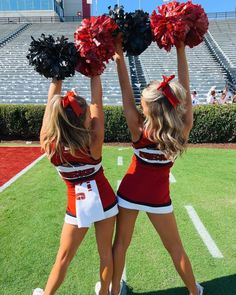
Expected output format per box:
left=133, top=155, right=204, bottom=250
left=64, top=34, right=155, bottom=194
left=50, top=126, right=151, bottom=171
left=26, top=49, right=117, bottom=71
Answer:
left=0, top=154, right=45, bottom=193
left=117, top=156, right=123, bottom=166
left=121, top=264, right=127, bottom=281
left=117, top=180, right=121, bottom=191
left=169, top=173, right=176, bottom=183
left=185, top=205, right=224, bottom=258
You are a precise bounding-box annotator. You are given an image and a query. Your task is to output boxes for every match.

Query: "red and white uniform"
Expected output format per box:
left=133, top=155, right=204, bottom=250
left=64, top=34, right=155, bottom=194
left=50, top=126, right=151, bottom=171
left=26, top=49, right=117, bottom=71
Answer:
left=117, top=131, right=174, bottom=214
left=51, top=146, right=118, bottom=226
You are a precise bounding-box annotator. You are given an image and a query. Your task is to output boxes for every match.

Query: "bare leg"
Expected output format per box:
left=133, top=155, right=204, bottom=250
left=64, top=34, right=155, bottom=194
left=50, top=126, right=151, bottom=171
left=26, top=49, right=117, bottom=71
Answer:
left=44, top=223, right=88, bottom=295
left=147, top=212, right=198, bottom=295
left=111, top=207, right=139, bottom=295
left=95, top=216, right=116, bottom=295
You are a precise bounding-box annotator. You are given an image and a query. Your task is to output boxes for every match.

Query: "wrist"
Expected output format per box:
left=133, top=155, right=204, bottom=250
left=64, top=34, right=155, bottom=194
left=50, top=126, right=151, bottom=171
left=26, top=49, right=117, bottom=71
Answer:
left=115, top=52, right=125, bottom=62
left=176, top=44, right=185, bottom=53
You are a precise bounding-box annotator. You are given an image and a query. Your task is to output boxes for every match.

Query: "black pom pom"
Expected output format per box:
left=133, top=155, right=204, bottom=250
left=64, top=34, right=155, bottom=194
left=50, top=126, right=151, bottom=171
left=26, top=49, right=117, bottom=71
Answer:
left=26, top=34, right=79, bottom=80
left=109, top=6, right=153, bottom=56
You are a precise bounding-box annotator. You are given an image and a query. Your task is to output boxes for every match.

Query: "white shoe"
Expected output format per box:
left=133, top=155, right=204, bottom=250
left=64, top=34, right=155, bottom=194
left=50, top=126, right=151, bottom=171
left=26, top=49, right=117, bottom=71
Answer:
left=32, top=288, right=44, bottom=295
left=95, top=282, right=111, bottom=295
left=95, top=281, right=101, bottom=295
left=196, top=282, right=204, bottom=295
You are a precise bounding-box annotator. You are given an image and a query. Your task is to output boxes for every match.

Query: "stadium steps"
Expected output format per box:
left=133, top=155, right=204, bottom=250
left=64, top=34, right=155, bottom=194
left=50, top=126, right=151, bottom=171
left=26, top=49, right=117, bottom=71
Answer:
left=205, top=19, right=236, bottom=93
left=0, top=24, right=23, bottom=39
left=208, top=19, right=236, bottom=68
left=0, top=23, right=31, bottom=47
left=204, top=32, right=236, bottom=93
left=128, top=56, right=147, bottom=103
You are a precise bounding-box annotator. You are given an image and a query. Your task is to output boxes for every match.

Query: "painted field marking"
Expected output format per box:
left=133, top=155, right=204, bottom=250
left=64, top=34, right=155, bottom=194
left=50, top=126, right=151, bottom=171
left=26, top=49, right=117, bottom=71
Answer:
left=185, top=205, right=223, bottom=258
left=0, top=154, right=45, bottom=193
left=122, top=264, right=127, bottom=281
left=118, top=148, right=129, bottom=151
left=117, top=156, right=123, bottom=166
left=117, top=180, right=121, bottom=191
left=170, top=173, right=176, bottom=183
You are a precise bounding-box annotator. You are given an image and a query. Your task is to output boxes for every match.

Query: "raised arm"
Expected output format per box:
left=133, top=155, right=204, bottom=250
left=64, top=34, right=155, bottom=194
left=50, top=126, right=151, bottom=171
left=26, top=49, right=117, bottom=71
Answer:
left=114, top=39, right=142, bottom=141
left=176, top=44, right=193, bottom=138
left=40, top=79, right=62, bottom=144
left=89, top=76, right=104, bottom=159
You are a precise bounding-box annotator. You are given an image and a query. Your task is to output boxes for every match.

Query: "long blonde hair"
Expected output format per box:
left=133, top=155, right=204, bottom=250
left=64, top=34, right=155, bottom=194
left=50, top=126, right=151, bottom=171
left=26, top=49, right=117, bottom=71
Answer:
left=142, top=80, right=187, bottom=161
left=41, top=94, right=90, bottom=161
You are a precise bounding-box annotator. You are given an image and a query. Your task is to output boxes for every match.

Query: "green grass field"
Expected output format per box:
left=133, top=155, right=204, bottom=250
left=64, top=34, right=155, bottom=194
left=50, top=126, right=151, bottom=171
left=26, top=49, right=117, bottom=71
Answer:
left=0, top=146, right=236, bottom=295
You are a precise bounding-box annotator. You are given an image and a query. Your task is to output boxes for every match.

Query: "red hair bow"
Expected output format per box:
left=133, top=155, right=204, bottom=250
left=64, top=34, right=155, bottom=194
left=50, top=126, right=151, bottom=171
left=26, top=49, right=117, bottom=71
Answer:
left=61, top=91, right=83, bottom=117
left=157, top=75, right=180, bottom=108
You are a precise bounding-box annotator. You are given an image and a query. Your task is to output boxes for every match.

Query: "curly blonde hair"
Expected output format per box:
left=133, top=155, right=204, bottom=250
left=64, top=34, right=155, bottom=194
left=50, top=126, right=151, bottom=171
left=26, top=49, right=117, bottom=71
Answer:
left=142, top=80, right=187, bottom=161
left=41, top=94, right=90, bottom=162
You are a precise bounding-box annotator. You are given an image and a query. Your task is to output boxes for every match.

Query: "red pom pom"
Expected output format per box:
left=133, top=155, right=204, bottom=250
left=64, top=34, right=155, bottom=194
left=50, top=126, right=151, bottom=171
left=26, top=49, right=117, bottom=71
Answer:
left=181, top=2, right=209, bottom=48
left=150, top=1, right=209, bottom=51
left=74, top=16, right=118, bottom=76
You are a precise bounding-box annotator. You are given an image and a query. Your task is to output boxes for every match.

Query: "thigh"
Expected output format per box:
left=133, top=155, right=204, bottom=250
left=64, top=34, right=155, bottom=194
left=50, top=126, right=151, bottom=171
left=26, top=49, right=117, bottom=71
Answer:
left=114, top=207, right=139, bottom=246
left=147, top=212, right=183, bottom=249
left=95, top=216, right=116, bottom=253
left=57, top=223, right=88, bottom=260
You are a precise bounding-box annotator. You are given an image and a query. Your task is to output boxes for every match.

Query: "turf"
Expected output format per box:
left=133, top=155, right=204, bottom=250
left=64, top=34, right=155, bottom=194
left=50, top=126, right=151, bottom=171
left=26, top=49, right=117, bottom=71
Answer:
left=0, top=147, right=235, bottom=295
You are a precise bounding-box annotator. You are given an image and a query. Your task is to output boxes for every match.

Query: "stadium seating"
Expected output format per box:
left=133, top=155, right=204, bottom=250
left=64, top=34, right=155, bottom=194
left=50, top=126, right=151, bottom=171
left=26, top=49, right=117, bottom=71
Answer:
left=139, top=42, right=227, bottom=103
left=208, top=19, right=236, bottom=67
left=0, top=19, right=236, bottom=105
left=0, top=23, right=21, bottom=39
left=0, top=23, right=125, bottom=105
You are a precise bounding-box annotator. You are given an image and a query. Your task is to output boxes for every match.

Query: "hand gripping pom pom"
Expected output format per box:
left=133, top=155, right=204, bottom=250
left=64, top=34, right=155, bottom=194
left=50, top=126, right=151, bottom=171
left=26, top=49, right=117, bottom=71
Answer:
left=74, top=15, right=118, bottom=77
left=150, top=1, right=209, bottom=51
left=109, top=5, right=153, bottom=56
left=26, top=34, right=79, bottom=80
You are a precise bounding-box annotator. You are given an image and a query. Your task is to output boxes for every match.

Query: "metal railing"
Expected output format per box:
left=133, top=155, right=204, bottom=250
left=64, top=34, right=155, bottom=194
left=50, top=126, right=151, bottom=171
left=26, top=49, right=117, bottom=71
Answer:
left=0, top=23, right=30, bottom=47
left=204, top=33, right=236, bottom=92
left=0, top=16, right=61, bottom=23
left=0, top=10, right=235, bottom=24
left=207, top=11, right=236, bottom=19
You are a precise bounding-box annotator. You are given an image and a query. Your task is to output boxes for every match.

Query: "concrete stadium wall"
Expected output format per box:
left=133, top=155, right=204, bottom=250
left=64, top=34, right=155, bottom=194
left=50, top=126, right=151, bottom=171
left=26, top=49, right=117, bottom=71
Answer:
left=0, top=10, right=57, bottom=17
left=63, top=0, right=82, bottom=17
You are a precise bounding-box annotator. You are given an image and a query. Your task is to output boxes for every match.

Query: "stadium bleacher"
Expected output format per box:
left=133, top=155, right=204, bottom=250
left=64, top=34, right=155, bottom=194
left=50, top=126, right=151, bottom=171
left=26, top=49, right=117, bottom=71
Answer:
left=0, top=18, right=236, bottom=105
left=208, top=19, right=236, bottom=67
left=0, top=23, right=22, bottom=39
left=0, top=23, right=125, bottom=105
left=139, top=42, right=227, bottom=103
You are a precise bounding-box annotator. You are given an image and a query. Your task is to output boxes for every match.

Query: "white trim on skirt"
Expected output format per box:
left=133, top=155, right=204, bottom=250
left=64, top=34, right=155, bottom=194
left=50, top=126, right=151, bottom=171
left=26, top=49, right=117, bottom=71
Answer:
left=64, top=204, right=118, bottom=227
left=117, top=196, right=173, bottom=214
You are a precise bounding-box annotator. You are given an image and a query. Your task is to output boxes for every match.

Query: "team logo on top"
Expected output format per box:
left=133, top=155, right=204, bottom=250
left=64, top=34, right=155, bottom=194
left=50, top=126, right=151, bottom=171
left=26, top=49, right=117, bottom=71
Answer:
left=76, top=192, right=86, bottom=200
left=76, top=181, right=92, bottom=200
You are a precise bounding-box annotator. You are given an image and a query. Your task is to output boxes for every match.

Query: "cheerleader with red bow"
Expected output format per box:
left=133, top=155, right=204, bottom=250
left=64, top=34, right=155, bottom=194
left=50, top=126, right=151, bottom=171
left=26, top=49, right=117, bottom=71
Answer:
left=111, top=34, right=203, bottom=295
left=33, top=76, right=118, bottom=295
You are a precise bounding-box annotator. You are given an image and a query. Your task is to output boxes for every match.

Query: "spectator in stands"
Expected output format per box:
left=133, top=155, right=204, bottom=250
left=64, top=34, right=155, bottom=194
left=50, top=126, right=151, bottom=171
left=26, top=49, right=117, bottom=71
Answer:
left=223, top=86, right=232, bottom=101
left=209, top=90, right=218, bottom=104
left=219, top=92, right=227, bottom=104
left=191, top=90, right=199, bottom=105
left=206, top=86, right=216, bottom=103
left=33, top=77, right=118, bottom=295
left=232, top=93, right=236, bottom=104
left=112, top=36, right=203, bottom=295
